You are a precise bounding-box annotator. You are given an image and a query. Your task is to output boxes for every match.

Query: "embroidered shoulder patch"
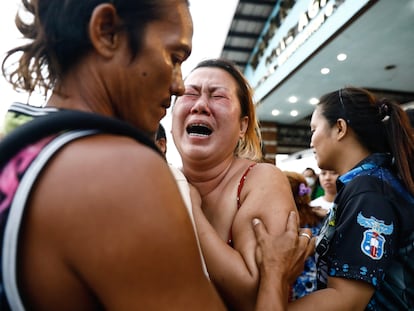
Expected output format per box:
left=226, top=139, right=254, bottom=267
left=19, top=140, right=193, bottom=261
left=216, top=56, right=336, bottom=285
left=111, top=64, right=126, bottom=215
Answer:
left=357, top=212, right=393, bottom=260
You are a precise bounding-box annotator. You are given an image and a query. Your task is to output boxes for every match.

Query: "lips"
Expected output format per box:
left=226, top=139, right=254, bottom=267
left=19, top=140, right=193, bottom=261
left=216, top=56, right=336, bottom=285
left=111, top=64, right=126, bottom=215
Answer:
left=186, top=123, right=213, bottom=137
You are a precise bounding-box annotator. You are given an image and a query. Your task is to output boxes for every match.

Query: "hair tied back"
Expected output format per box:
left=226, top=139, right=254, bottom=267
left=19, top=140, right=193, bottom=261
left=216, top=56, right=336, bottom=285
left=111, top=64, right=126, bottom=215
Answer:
left=379, top=101, right=390, bottom=122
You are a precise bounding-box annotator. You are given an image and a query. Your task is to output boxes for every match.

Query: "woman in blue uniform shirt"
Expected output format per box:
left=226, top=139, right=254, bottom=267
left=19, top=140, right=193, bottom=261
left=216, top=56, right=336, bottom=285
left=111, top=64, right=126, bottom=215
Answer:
left=289, top=87, right=414, bottom=310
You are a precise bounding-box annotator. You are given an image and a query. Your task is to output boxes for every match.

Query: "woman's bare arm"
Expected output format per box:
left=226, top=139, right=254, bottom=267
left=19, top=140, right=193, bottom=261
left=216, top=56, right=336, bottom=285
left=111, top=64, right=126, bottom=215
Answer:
left=193, top=163, right=297, bottom=311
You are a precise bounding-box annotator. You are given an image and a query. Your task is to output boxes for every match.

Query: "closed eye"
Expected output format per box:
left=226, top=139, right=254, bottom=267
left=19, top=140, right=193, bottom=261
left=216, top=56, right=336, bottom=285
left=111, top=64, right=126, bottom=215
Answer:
left=183, top=86, right=200, bottom=97
left=211, top=92, right=229, bottom=99
left=183, top=92, right=199, bottom=97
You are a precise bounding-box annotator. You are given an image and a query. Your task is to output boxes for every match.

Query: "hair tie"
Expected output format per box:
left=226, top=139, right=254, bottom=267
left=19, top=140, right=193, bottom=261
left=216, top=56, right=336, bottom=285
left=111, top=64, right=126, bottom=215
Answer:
left=298, top=183, right=311, bottom=196
left=379, top=102, right=390, bottom=122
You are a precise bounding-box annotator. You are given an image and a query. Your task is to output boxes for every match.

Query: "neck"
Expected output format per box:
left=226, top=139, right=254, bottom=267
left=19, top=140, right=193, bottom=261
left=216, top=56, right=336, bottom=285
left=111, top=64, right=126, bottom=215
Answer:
left=182, top=157, right=236, bottom=197
left=323, top=192, right=336, bottom=202
left=335, top=147, right=371, bottom=175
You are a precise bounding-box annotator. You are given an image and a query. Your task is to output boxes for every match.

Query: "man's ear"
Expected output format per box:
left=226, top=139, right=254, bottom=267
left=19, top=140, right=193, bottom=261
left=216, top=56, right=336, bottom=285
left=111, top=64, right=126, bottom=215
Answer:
left=88, top=4, right=121, bottom=58
left=336, top=118, right=348, bottom=141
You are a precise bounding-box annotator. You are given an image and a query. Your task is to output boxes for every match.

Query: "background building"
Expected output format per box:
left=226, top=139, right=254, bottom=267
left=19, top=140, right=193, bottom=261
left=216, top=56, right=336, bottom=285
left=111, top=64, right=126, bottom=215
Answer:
left=220, top=0, right=414, bottom=165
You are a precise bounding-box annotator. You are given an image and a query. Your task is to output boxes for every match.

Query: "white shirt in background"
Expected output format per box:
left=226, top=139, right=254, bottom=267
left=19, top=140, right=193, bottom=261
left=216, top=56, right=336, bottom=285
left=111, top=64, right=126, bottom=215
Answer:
left=310, top=196, right=334, bottom=212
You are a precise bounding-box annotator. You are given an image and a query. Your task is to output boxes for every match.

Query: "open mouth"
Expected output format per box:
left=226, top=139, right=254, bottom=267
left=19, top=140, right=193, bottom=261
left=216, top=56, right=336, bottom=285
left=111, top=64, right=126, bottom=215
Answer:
left=186, top=124, right=213, bottom=137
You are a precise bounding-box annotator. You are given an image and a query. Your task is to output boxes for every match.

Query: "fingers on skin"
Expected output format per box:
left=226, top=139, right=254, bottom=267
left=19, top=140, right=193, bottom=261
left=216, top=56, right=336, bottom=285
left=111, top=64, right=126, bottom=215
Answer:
left=298, top=228, right=314, bottom=255
left=286, top=211, right=298, bottom=233
left=252, top=217, right=266, bottom=241
left=252, top=213, right=314, bottom=285
left=252, top=212, right=299, bottom=250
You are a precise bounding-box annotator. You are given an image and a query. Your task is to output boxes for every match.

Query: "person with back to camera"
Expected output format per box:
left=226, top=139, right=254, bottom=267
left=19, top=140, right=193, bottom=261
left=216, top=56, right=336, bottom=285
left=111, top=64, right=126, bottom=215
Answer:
left=283, top=171, right=323, bottom=301
left=310, top=169, right=339, bottom=218
left=0, top=1, right=314, bottom=310
left=171, top=58, right=311, bottom=311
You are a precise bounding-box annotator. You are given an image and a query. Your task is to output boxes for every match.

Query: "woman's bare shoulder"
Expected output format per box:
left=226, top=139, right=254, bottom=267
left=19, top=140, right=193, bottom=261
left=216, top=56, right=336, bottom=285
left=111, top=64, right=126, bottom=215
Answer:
left=244, top=161, right=288, bottom=183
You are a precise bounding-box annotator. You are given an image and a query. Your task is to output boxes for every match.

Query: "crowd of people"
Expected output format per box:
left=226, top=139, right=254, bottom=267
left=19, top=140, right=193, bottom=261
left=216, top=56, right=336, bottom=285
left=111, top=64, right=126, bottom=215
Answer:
left=1, top=1, right=413, bottom=310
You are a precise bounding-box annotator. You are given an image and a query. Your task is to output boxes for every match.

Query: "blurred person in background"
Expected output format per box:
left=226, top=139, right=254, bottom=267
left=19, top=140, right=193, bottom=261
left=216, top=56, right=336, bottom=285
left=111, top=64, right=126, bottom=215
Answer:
left=310, top=169, right=339, bottom=218
left=284, top=171, right=322, bottom=301
left=302, top=167, right=324, bottom=200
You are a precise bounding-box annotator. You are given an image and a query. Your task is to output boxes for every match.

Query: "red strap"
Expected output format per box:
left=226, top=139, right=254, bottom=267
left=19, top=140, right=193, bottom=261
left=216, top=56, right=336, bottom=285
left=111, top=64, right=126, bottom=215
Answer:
left=228, top=163, right=257, bottom=246
left=237, top=163, right=256, bottom=209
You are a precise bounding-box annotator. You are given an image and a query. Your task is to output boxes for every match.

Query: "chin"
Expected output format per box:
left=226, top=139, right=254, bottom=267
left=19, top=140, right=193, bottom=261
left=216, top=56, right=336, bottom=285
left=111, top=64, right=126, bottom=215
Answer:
left=316, top=159, right=326, bottom=170
left=182, top=147, right=208, bottom=161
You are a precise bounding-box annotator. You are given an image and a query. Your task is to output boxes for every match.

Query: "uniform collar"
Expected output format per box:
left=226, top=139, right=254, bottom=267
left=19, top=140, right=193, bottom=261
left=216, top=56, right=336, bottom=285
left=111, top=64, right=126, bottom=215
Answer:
left=338, top=153, right=392, bottom=187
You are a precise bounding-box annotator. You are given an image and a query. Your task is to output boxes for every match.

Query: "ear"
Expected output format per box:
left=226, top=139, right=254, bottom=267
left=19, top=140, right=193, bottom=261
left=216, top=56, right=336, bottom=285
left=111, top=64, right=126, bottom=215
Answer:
left=335, top=118, right=348, bottom=141
left=239, top=116, right=249, bottom=138
left=156, top=138, right=167, bottom=155
left=88, top=4, right=121, bottom=58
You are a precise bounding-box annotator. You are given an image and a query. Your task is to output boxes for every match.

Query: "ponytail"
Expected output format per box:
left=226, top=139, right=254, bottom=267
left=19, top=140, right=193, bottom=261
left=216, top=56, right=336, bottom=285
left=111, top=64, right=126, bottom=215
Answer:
left=381, top=99, right=414, bottom=194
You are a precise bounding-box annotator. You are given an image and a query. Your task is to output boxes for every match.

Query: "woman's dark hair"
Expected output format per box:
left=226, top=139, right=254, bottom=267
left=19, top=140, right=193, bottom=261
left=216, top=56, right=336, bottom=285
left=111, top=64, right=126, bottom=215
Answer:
left=1, top=0, right=188, bottom=96
left=192, top=58, right=263, bottom=161
left=318, top=86, right=414, bottom=194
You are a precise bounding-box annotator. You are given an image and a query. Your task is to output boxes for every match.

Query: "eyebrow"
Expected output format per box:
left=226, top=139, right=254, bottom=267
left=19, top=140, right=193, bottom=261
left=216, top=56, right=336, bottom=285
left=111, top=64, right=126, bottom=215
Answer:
left=185, top=84, right=230, bottom=92
left=184, top=84, right=200, bottom=91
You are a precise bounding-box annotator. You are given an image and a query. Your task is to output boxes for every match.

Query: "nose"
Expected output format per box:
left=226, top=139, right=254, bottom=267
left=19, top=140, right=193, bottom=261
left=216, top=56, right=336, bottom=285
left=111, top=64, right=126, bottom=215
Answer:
left=190, top=94, right=211, bottom=115
left=170, top=66, right=185, bottom=96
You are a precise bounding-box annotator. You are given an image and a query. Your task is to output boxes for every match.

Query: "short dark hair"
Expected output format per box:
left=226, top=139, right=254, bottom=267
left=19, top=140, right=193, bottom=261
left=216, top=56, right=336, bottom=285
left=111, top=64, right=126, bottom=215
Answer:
left=156, top=124, right=166, bottom=141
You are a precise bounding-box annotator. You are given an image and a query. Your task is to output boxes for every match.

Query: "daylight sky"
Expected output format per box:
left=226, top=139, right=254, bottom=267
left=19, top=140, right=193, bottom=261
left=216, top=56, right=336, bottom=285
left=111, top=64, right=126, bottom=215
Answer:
left=0, top=0, right=239, bottom=166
